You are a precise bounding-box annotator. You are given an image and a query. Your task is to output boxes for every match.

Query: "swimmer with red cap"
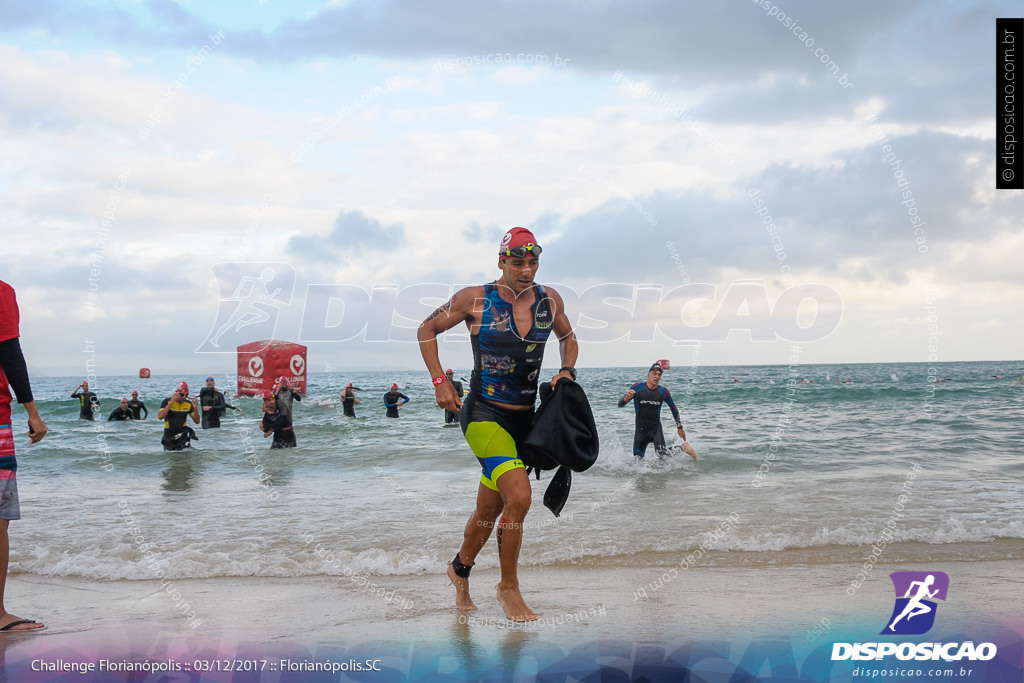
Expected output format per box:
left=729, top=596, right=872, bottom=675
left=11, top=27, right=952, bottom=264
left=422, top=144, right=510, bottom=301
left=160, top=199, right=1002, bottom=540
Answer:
left=341, top=381, right=360, bottom=417
left=127, top=390, right=148, bottom=420
left=70, top=380, right=100, bottom=421
left=261, top=389, right=296, bottom=448
left=383, top=383, right=409, bottom=418
left=156, top=381, right=199, bottom=450
left=106, top=398, right=134, bottom=422
left=417, top=226, right=579, bottom=622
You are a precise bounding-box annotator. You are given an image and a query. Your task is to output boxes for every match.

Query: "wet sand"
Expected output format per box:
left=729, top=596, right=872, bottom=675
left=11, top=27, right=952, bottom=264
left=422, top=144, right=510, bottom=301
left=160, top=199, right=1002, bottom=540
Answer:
left=2, top=559, right=1018, bottom=650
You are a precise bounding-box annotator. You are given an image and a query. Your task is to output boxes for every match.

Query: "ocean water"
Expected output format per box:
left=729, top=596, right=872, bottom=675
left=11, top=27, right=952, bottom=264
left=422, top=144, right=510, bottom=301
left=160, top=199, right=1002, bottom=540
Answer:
left=7, top=361, right=1023, bottom=581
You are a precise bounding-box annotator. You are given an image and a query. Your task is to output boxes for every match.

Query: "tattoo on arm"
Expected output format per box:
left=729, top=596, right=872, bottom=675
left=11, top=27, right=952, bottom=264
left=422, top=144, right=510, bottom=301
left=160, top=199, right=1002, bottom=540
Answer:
left=424, top=299, right=453, bottom=323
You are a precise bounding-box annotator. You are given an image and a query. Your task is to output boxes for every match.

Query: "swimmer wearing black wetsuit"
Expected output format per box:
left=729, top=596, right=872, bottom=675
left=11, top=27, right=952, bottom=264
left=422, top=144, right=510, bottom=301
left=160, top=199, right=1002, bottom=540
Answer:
left=261, top=390, right=295, bottom=448
left=383, top=384, right=409, bottom=418
left=71, top=382, right=100, bottom=420
left=619, top=363, right=686, bottom=459
left=107, top=399, right=134, bottom=421
left=199, top=377, right=238, bottom=428
left=157, top=382, right=200, bottom=451
left=341, top=383, right=359, bottom=417
left=127, top=391, right=148, bottom=420
left=274, top=382, right=300, bottom=421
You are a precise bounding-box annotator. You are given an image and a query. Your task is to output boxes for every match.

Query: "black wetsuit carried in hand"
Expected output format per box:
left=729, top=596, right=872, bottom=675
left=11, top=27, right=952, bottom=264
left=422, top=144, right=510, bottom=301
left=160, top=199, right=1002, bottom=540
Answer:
left=199, top=387, right=225, bottom=429
left=445, top=380, right=463, bottom=424
left=383, top=390, right=409, bottom=418
left=619, top=383, right=682, bottom=458
left=160, top=398, right=197, bottom=451
left=107, top=406, right=134, bottom=421
left=127, top=399, right=148, bottom=420
left=261, top=409, right=295, bottom=448
left=71, top=390, right=100, bottom=420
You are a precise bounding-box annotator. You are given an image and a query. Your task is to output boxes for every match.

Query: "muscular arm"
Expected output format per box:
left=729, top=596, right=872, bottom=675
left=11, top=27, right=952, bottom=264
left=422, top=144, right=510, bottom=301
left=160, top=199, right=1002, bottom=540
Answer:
left=156, top=398, right=173, bottom=420
left=418, top=287, right=482, bottom=412
left=547, top=287, right=579, bottom=386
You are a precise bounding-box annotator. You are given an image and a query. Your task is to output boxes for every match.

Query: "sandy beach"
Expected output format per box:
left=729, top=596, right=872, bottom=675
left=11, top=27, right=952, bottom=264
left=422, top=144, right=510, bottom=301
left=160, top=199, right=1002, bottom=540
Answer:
left=1, top=559, right=1019, bottom=680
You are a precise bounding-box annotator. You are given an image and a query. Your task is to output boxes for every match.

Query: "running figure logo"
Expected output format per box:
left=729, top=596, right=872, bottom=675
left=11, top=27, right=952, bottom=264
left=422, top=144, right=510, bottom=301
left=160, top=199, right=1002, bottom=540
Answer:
left=196, top=263, right=295, bottom=352
left=880, top=571, right=949, bottom=635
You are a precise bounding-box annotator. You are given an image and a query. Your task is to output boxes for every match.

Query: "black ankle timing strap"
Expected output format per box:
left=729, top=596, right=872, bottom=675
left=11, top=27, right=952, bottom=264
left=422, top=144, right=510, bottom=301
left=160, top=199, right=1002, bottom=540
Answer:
left=451, top=553, right=473, bottom=579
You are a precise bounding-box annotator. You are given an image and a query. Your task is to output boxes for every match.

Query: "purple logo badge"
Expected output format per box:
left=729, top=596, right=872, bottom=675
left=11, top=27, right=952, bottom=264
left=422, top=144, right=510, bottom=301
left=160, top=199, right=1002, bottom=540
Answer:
left=881, top=571, right=949, bottom=635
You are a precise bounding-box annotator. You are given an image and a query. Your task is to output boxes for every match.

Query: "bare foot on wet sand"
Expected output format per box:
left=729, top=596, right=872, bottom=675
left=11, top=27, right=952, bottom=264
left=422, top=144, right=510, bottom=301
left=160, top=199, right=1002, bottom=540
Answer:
left=496, top=584, right=538, bottom=622
left=447, top=563, right=477, bottom=611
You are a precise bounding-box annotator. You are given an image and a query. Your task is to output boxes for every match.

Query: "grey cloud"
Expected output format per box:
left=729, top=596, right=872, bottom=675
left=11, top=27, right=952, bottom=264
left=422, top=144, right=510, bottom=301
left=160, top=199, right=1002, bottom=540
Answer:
left=0, top=254, right=193, bottom=293
left=1, top=0, right=924, bottom=82
left=288, top=209, right=405, bottom=263
left=526, top=130, right=1024, bottom=285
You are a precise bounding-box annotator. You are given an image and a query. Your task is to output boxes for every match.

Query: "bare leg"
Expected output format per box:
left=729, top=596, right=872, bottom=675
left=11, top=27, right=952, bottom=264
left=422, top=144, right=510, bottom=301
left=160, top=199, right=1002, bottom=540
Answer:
left=493, top=468, right=538, bottom=622
left=448, top=483, right=503, bottom=611
left=0, top=520, right=44, bottom=631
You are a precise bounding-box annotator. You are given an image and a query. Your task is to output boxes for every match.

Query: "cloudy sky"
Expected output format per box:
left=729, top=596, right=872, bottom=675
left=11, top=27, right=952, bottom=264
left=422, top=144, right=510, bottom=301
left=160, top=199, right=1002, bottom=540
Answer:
left=2, top=0, right=1020, bottom=377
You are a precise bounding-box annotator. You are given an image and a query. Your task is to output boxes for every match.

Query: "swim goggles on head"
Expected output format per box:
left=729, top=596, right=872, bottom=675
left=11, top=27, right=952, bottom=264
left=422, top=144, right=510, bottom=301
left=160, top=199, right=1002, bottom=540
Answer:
left=500, top=244, right=543, bottom=258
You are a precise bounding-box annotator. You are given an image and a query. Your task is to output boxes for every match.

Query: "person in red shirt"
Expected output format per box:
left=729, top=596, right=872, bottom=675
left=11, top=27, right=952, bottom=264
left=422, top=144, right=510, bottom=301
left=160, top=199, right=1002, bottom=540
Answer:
left=0, top=280, right=47, bottom=631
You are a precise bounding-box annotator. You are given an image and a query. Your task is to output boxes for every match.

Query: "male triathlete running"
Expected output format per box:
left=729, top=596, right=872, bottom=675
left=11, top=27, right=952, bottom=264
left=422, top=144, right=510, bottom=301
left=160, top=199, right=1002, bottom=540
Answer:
left=418, top=226, right=578, bottom=622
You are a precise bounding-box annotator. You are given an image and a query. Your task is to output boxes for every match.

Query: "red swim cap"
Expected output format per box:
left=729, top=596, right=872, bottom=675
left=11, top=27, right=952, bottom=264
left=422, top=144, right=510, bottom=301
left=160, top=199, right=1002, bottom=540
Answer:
left=445, top=369, right=453, bottom=375
left=346, top=382, right=353, bottom=388
left=391, top=383, right=398, bottom=389
left=177, top=381, right=189, bottom=395
left=262, top=390, right=275, bottom=399
left=499, top=227, right=538, bottom=257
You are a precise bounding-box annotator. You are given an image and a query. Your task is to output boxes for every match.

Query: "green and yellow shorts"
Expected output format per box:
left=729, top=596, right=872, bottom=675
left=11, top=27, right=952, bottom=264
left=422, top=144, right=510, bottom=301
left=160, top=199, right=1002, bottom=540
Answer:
left=459, top=394, right=534, bottom=491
